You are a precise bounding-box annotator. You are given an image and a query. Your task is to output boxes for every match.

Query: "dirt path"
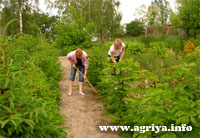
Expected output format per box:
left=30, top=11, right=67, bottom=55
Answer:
left=59, top=56, right=121, bottom=138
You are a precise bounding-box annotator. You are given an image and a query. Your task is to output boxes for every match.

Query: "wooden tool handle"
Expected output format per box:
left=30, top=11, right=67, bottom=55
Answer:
left=75, top=67, right=99, bottom=95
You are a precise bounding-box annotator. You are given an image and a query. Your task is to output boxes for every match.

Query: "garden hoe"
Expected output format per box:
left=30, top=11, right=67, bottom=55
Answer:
left=75, top=67, right=99, bottom=95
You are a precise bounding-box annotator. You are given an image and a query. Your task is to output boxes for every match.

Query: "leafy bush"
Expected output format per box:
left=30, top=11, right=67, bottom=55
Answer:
left=54, top=19, right=92, bottom=55
left=98, top=58, right=144, bottom=122
left=189, top=38, right=200, bottom=48
left=176, top=0, right=200, bottom=37
left=0, top=21, right=67, bottom=138
left=126, top=41, right=146, bottom=55
left=186, top=52, right=200, bottom=63
left=126, top=20, right=145, bottom=36
left=104, top=41, right=114, bottom=50
left=139, top=34, right=168, bottom=48
left=150, top=41, right=168, bottom=58
left=124, top=63, right=200, bottom=138
left=87, top=47, right=107, bottom=88
left=6, top=34, right=63, bottom=102
left=135, top=34, right=186, bottom=53
left=165, top=39, right=183, bottom=52
left=0, top=91, right=66, bottom=138
left=87, top=39, right=200, bottom=138
left=90, top=56, right=200, bottom=138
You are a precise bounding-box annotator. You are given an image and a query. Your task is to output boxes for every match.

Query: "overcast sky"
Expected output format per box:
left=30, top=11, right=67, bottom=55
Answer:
left=39, top=0, right=177, bottom=24
left=119, top=0, right=176, bottom=24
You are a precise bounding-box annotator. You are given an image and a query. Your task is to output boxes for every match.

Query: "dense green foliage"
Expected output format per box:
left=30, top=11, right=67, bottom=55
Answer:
left=87, top=38, right=200, bottom=138
left=130, top=35, right=185, bottom=52
left=170, top=0, right=200, bottom=38
left=53, top=16, right=93, bottom=55
left=0, top=23, right=67, bottom=137
left=126, top=41, right=146, bottom=55
left=150, top=41, right=168, bottom=58
left=1, top=0, right=200, bottom=137
left=134, top=0, right=171, bottom=26
left=0, top=0, right=58, bottom=38
left=54, top=0, right=122, bottom=40
left=126, top=20, right=145, bottom=36
left=176, top=0, right=200, bottom=37
left=152, top=0, right=171, bottom=25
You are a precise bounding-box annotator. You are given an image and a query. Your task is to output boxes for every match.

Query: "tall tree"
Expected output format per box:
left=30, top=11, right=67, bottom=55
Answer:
left=126, top=19, right=145, bottom=36
left=0, top=0, right=39, bottom=33
left=175, top=0, right=200, bottom=37
left=134, top=0, right=171, bottom=26
left=152, top=0, right=171, bottom=25
left=53, top=0, right=122, bottom=44
left=146, top=3, right=160, bottom=25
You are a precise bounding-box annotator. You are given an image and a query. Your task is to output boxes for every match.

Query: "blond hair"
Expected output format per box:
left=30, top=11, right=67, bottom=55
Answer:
left=113, top=38, right=122, bottom=51
left=75, top=48, right=83, bottom=58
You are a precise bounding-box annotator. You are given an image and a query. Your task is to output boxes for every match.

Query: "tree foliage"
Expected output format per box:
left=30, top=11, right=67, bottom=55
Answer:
left=53, top=9, right=94, bottom=55
left=153, top=0, right=171, bottom=25
left=0, top=0, right=39, bottom=33
left=134, top=0, right=171, bottom=25
left=53, top=0, right=122, bottom=40
left=175, top=0, right=200, bottom=37
left=0, top=20, right=67, bottom=137
left=126, top=20, right=145, bottom=36
left=0, top=0, right=57, bottom=38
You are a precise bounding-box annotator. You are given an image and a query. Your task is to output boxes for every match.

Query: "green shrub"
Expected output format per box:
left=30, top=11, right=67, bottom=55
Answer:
left=139, top=34, right=168, bottom=48
left=126, top=20, right=145, bottom=36
left=0, top=91, right=66, bottom=138
left=54, top=20, right=92, bottom=55
left=0, top=31, right=67, bottom=137
left=186, top=52, right=200, bottom=63
left=13, top=34, right=39, bottom=53
left=90, top=53, right=200, bottom=137
left=165, top=39, right=182, bottom=51
left=134, top=34, right=186, bottom=53
left=87, top=47, right=107, bottom=88
left=98, top=58, right=143, bottom=123
left=132, top=51, right=183, bottom=83
left=87, top=41, right=200, bottom=138
left=126, top=41, right=146, bottom=55
left=104, top=41, right=114, bottom=50
left=124, top=63, right=200, bottom=138
left=150, top=41, right=168, bottom=58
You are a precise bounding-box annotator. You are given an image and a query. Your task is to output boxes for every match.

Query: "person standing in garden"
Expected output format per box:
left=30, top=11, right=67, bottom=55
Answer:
left=108, top=38, right=125, bottom=63
left=66, top=48, right=88, bottom=96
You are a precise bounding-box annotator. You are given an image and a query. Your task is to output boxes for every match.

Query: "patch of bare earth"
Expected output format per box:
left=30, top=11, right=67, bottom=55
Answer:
left=59, top=56, right=121, bottom=138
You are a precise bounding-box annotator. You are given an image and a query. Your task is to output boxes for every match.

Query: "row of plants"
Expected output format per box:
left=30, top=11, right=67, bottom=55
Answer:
left=0, top=20, right=67, bottom=137
left=121, top=34, right=200, bottom=53
left=87, top=39, right=200, bottom=138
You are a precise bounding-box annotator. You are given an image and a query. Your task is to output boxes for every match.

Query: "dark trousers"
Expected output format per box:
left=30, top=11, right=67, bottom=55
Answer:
left=108, top=55, right=120, bottom=63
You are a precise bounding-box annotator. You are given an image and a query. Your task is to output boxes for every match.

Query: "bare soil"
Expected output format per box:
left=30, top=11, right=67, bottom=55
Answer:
left=59, top=56, right=121, bottom=138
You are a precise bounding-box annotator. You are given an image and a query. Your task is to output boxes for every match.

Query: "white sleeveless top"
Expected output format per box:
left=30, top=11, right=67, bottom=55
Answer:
left=108, top=42, right=125, bottom=56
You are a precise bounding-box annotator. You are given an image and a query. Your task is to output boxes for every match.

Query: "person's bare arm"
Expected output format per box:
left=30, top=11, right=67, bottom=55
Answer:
left=84, top=69, right=88, bottom=76
left=84, top=69, right=88, bottom=80
left=111, top=52, right=116, bottom=63
left=68, top=58, right=76, bottom=68
left=119, top=48, right=125, bottom=62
